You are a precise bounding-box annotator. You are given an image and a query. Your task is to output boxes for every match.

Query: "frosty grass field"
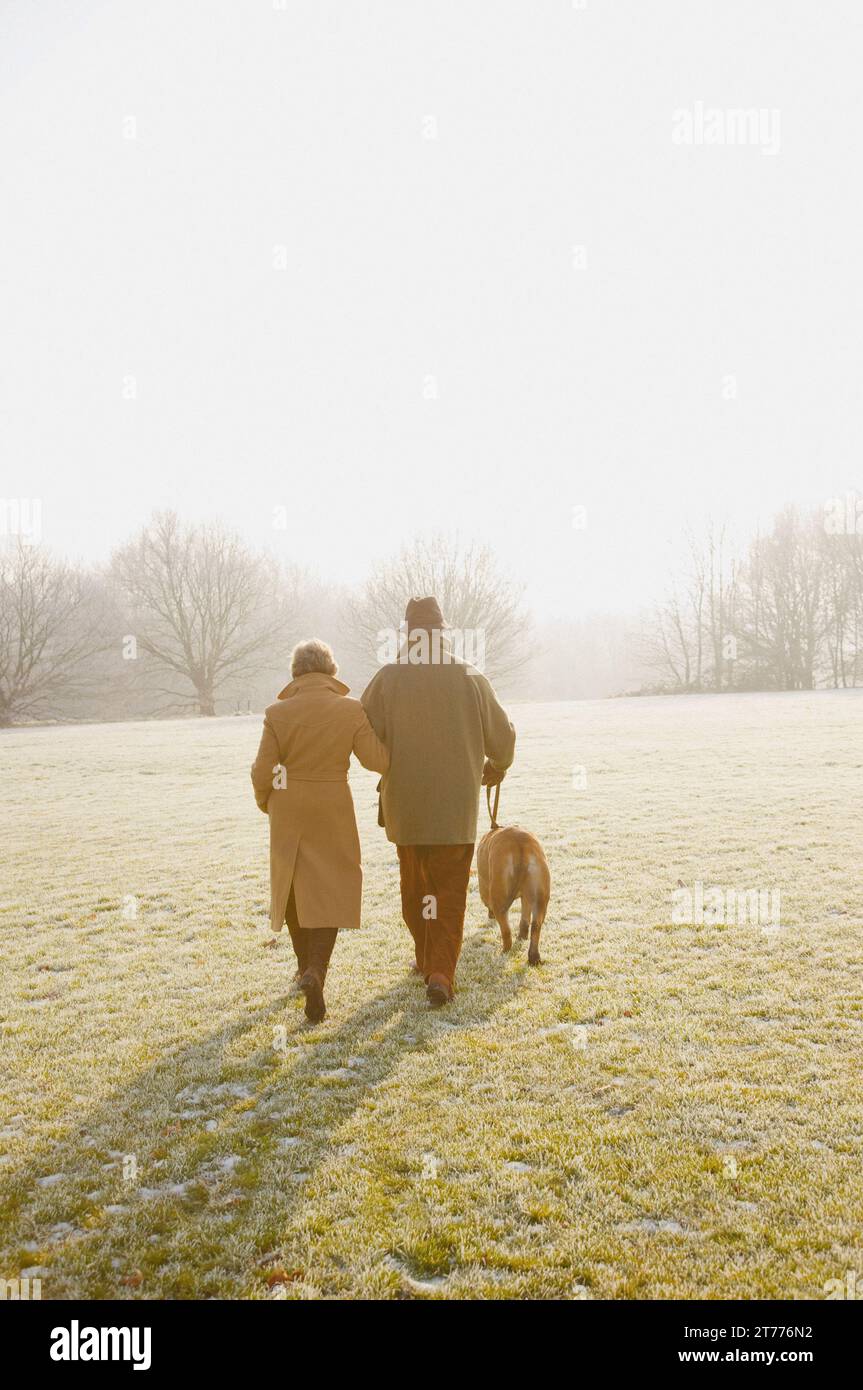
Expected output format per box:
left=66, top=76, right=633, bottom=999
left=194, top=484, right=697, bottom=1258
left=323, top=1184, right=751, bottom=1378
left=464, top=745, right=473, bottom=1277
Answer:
left=1, top=690, right=861, bottom=1300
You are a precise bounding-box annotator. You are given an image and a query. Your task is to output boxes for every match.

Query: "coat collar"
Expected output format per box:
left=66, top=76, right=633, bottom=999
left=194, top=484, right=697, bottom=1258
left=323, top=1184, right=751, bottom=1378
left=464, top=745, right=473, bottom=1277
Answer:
left=277, top=671, right=350, bottom=700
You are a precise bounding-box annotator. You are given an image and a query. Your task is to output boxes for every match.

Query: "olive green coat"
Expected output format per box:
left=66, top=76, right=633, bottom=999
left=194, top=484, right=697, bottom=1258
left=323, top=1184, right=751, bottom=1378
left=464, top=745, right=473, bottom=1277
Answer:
left=360, top=660, right=515, bottom=845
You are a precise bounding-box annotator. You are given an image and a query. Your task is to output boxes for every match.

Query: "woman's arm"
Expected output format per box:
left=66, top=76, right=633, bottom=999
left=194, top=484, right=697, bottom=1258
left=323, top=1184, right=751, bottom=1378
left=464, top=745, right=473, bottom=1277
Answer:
left=250, top=716, right=282, bottom=812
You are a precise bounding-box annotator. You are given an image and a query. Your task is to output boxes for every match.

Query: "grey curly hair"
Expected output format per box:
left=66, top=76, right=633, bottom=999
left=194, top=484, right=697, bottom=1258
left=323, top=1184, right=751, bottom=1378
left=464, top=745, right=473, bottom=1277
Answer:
left=291, top=638, right=338, bottom=678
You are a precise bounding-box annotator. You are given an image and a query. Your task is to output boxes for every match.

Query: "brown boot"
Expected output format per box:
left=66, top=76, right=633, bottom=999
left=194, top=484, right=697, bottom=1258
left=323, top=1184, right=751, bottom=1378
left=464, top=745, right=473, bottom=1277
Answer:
left=426, top=972, right=452, bottom=1009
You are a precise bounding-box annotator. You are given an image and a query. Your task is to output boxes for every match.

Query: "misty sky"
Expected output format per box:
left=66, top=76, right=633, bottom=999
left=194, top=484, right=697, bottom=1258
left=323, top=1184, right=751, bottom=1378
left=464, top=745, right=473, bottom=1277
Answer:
left=2, top=0, right=862, bottom=621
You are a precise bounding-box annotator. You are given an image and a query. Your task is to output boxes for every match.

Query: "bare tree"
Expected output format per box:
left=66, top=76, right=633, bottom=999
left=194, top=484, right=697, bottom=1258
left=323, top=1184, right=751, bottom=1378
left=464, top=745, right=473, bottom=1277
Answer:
left=639, top=584, right=695, bottom=689
left=740, top=510, right=827, bottom=689
left=821, top=530, right=857, bottom=688
left=686, top=532, right=706, bottom=690
left=111, top=512, right=288, bottom=716
left=702, top=521, right=737, bottom=691
left=642, top=522, right=738, bottom=693
left=0, top=540, right=108, bottom=726
left=817, top=515, right=863, bottom=688
left=347, top=534, right=528, bottom=683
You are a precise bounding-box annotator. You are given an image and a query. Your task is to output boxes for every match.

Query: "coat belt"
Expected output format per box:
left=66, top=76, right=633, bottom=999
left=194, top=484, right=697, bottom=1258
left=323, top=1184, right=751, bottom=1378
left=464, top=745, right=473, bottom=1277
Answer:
left=278, top=775, right=348, bottom=783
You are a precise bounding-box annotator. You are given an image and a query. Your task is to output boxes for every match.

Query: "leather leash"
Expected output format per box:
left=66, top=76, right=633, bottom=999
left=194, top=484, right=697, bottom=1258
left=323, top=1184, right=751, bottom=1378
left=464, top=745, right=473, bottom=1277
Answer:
left=486, top=781, right=500, bottom=830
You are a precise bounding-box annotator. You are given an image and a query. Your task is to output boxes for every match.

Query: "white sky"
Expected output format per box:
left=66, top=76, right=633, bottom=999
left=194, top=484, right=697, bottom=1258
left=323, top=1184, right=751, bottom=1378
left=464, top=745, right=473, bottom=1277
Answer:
left=2, top=0, right=861, bottom=620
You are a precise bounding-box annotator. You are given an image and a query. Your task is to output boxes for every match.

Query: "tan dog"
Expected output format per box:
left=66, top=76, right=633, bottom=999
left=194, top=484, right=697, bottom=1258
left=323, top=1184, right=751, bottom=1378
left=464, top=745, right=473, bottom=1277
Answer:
left=477, top=787, right=550, bottom=965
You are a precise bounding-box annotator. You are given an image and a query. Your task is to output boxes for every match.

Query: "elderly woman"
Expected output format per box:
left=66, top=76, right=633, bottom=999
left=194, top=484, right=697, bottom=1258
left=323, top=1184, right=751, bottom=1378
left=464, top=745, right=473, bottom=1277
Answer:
left=251, top=639, right=389, bottom=1022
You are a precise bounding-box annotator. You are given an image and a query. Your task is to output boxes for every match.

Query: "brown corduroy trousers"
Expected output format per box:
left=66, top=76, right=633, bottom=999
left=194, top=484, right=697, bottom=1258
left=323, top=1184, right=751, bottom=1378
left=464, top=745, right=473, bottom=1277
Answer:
left=397, top=844, right=474, bottom=997
left=285, top=887, right=337, bottom=984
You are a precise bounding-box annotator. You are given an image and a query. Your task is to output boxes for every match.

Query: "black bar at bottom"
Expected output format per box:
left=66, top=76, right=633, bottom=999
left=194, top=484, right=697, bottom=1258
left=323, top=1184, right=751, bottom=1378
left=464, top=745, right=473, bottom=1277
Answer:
left=7, top=1297, right=856, bottom=1375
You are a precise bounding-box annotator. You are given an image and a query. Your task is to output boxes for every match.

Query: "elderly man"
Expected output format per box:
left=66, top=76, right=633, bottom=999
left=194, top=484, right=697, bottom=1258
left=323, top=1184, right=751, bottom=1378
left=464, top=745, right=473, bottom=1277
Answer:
left=361, top=597, right=516, bottom=1007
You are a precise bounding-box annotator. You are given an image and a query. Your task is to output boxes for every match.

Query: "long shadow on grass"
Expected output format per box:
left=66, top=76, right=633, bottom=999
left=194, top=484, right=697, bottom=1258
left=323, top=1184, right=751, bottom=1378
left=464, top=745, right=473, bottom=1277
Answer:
left=0, top=928, right=528, bottom=1295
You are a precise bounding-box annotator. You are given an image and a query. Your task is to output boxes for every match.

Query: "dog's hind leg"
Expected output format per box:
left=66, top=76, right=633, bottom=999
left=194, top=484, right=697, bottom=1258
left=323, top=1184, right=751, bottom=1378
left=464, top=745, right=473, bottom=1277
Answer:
left=518, top=895, right=529, bottom=940
left=491, top=897, right=513, bottom=953
left=528, top=918, right=542, bottom=966
left=526, top=859, right=550, bottom=966
left=528, top=898, right=548, bottom=966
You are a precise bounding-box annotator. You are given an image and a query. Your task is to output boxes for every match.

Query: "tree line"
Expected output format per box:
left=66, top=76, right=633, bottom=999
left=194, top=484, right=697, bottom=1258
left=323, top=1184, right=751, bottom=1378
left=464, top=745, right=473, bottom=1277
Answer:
left=3, top=500, right=860, bottom=726
left=0, top=514, right=528, bottom=726
left=641, top=505, right=863, bottom=693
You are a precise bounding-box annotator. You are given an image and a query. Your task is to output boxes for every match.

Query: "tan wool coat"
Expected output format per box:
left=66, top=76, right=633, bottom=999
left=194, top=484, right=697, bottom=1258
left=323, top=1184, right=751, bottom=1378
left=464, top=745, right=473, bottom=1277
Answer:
left=361, top=657, right=515, bottom=845
left=250, top=672, right=389, bottom=933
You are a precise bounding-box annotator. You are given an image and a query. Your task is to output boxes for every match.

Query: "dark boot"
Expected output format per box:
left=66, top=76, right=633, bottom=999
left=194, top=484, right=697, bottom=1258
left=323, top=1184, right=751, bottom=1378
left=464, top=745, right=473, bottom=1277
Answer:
left=299, top=929, right=337, bottom=1023
left=426, top=972, right=452, bottom=1009
left=298, top=970, right=325, bottom=1022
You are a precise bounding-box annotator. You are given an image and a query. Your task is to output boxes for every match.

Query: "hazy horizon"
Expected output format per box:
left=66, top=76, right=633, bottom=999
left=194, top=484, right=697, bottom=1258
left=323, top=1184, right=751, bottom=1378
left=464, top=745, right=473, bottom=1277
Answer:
left=3, top=0, right=862, bottom=622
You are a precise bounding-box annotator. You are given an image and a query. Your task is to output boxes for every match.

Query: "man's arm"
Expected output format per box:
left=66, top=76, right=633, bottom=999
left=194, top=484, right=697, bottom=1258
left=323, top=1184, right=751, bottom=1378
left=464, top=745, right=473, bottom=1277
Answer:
left=473, top=672, right=516, bottom=776
left=353, top=709, right=390, bottom=774
left=360, top=669, right=390, bottom=830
